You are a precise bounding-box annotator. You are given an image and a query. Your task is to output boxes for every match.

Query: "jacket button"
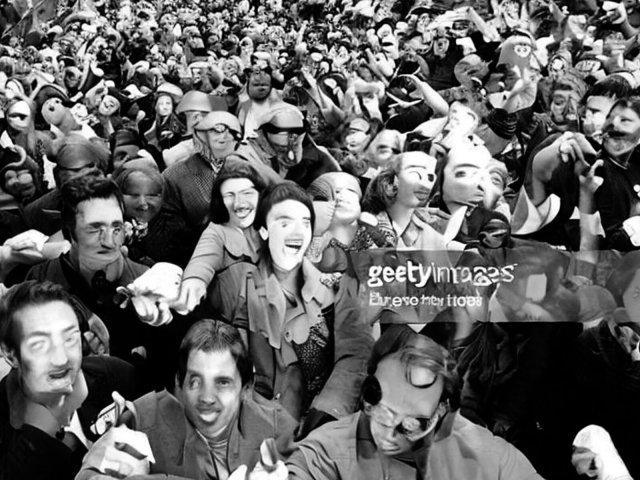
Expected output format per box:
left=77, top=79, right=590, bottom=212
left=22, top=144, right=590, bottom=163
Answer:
left=284, top=331, right=291, bottom=340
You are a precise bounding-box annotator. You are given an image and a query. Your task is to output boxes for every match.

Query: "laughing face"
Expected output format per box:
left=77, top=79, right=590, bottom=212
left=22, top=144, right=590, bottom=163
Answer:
left=14, top=301, right=82, bottom=403
left=261, top=199, right=312, bottom=272
left=220, top=177, right=259, bottom=229
left=602, top=105, right=640, bottom=161
left=179, top=349, right=243, bottom=440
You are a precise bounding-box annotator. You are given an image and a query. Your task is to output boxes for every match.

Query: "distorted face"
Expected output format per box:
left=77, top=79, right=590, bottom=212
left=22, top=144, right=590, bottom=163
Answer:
left=415, top=13, right=431, bottom=34
left=442, top=147, right=491, bottom=211
left=240, top=39, right=254, bottom=56
left=156, top=95, right=173, bottom=117
left=99, top=95, right=120, bottom=117
left=331, top=173, right=362, bottom=225
left=266, top=131, right=306, bottom=169
left=446, top=102, right=479, bottom=135
left=368, top=355, right=445, bottom=456
left=549, top=89, right=580, bottom=125
left=223, top=60, right=239, bottom=78
left=248, top=72, right=272, bottom=101
left=112, top=145, right=139, bottom=171
left=370, top=131, right=400, bottom=168
left=582, top=95, right=615, bottom=144
left=185, top=111, right=207, bottom=133
left=42, top=97, right=65, bottom=126
left=11, top=301, right=82, bottom=404
left=72, top=196, right=125, bottom=268
left=602, top=105, right=640, bottom=160
left=55, top=155, right=96, bottom=186
left=6, top=101, right=31, bottom=131
left=344, top=119, right=372, bottom=154
left=122, top=172, right=163, bottom=223
left=198, top=124, right=237, bottom=154
left=395, top=153, right=437, bottom=209
left=4, top=168, right=36, bottom=201
left=484, top=161, right=508, bottom=210
left=220, top=177, right=259, bottom=229
left=179, top=349, right=243, bottom=440
left=261, top=199, right=312, bottom=272
left=433, top=36, right=450, bottom=57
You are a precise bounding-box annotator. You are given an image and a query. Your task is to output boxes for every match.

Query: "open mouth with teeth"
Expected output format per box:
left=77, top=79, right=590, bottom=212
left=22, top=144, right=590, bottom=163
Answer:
left=284, top=239, right=305, bottom=255
left=49, top=368, right=72, bottom=381
left=234, top=207, right=252, bottom=219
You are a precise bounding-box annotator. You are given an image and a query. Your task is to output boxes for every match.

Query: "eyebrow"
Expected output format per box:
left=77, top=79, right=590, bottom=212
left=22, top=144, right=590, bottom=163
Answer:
left=26, top=324, right=79, bottom=339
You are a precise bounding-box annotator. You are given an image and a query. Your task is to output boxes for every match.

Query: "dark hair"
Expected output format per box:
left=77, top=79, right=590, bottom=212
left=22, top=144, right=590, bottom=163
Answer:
left=253, top=180, right=315, bottom=232
left=608, top=95, right=640, bottom=120
left=61, top=175, right=124, bottom=241
left=209, top=159, right=266, bottom=224
left=362, top=153, right=418, bottom=214
left=583, top=76, right=633, bottom=104
left=366, top=324, right=461, bottom=410
left=176, top=319, right=253, bottom=387
left=0, top=281, right=79, bottom=357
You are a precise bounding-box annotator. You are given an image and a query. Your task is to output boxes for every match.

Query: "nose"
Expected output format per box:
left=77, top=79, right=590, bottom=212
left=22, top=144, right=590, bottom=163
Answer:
left=50, top=339, right=69, bottom=367
left=137, top=195, right=149, bottom=210
left=101, top=228, right=117, bottom=248
left=199, top=381, right=219, bottom=404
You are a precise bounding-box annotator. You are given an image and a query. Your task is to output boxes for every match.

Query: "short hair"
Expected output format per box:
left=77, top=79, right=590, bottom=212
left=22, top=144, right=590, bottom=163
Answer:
left=209, top=159, right=267, bottom=224
left=362, top=153, right=422, bottom=214
left=0, top=281, right=79, bottom=357
left=582, top=76, right=634, bottom=104
left=608, top=96, right=640, bottom=121
left=367, top=325, right=461, bottom=410
left=61, top=175, right=124, bottom=241
left=176, top=319, right=253, bottom=387
left=253, top=180, right=315, bottom=232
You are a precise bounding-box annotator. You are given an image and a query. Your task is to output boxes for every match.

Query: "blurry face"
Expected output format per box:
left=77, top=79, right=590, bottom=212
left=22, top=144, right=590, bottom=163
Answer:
left=442, top=148, right=491, bottom=210
left=4, top=168, right=36, bottom=201
left=99, top=95, right=120, bottom=117
left=198, top=125, right=236, bottom=153
left=72, top=197, right=124, bottom=268
left=368, top=356, right=444, bottom=456
left=112, top=145, right=139, bottom=171
left=582, top=95, right=615, bottom=144
left=266, top=131, right=306, bottom=168
left=395, top=153, right=437, bottom=209
left=7, top=101, right=31, bottom=131
left=13, top=302, right=82, bottom=404
left=371, top=133, right=400, bottom=168
left=603, top=105, right=640, bottom=160
left=122, top=172, right=163, bottom=223
left=179, top=349, right=243, bottom=439
left=332, top=174, right=362, bottom=225
left=248, top=72, right=272, bottom=101
left=549, top=89, right=580, bottom=125
left=156, top=95, right=173, bottom=117
left=447, top=103, right=479, bottom=135
left=42, top=97, right=65, bottom=126
left=55, top=156, right=96, bottom=186
left=220, top=178, right=259, bottom=229
left=344, top=121, right=372, bottom=154
left=262, top=199, right=312, bottom=272
left=185, top=111, right=207, bottom=133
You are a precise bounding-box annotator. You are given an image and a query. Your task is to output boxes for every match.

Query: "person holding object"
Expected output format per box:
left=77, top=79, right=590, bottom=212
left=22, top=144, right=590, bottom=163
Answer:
left=76, top=319, right=296, bottom=480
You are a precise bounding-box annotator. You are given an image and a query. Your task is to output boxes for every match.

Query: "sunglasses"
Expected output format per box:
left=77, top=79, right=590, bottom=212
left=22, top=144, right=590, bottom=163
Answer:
left=364, top=402, right=442, bottom=441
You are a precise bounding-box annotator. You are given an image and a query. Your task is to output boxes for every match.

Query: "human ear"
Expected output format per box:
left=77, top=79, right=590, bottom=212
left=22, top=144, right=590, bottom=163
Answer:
left=1, top=344, right=18, bottom=369
left=259, top=226, right=268, bottom=241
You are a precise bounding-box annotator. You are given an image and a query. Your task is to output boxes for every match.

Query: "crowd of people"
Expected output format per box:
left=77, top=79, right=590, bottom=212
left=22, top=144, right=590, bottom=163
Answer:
left=2, top=0, right=640, bottom=477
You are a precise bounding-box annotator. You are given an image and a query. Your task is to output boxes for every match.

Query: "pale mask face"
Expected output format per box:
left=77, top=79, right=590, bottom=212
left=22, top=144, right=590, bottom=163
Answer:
left=6, top=101, right=31, bottom=131
left=266, top=131, right=306, bottom=169
left=395, top=153, right=437, bottom=209
left=155, top=95, right=173, bottom=117
left=442, top=146, right=492, bottom=211
left=260, top=199, right=312, bottom=272
left=331, top=173, right=362, bottom=225
left=99, top=95, right=120, bottom=117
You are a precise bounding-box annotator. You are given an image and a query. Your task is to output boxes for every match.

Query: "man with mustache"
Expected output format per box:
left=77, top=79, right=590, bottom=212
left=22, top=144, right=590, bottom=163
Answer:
left=514, top=77, right=636, bottom=250
left=235, top=103, right=339, bottom=189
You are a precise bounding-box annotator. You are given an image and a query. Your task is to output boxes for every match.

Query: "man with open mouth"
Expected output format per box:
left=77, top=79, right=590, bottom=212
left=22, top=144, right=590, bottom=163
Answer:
left=0, top=280, right=138, bottom=480
left=211, top=181, right=373, bottom=440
